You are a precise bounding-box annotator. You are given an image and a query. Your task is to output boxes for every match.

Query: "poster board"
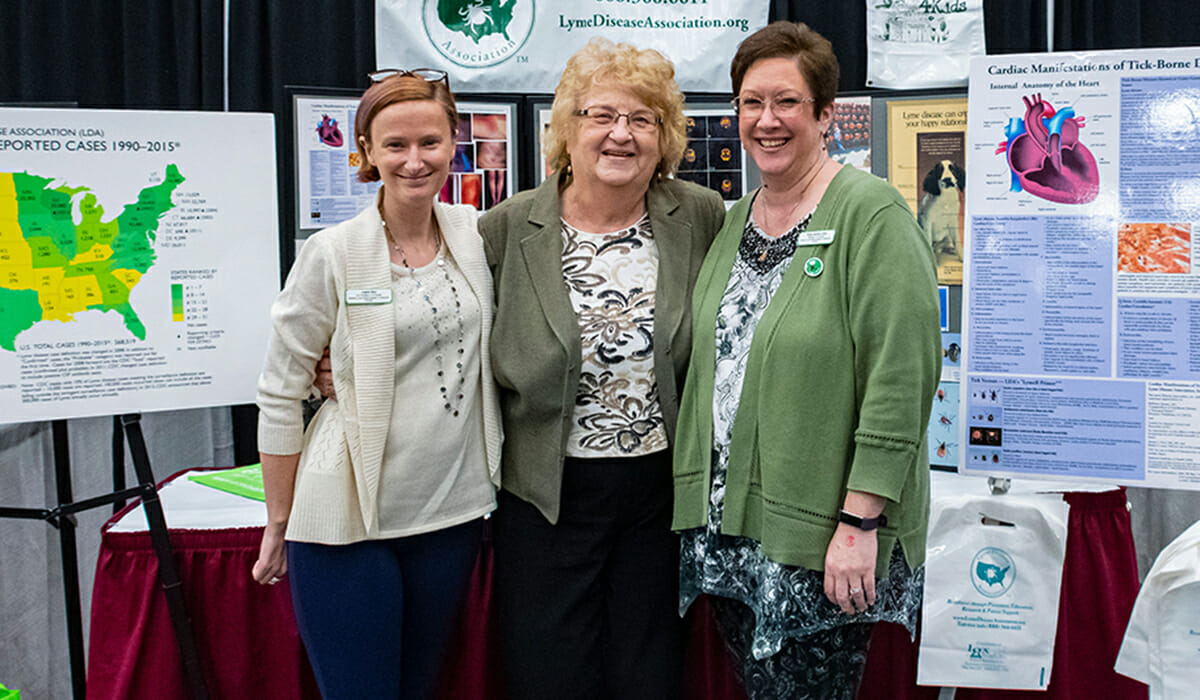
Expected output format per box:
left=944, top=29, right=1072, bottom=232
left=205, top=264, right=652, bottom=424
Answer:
left=0, top=107, right=279, bottom=422
left=887, top=94, right=969, bottom=285
left=962, top=46, right=1200, bottom=490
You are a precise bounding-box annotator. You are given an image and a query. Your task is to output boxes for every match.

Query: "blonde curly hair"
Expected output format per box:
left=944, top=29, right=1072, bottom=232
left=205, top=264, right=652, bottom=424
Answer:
left=544, top=37, right=688, bottom=181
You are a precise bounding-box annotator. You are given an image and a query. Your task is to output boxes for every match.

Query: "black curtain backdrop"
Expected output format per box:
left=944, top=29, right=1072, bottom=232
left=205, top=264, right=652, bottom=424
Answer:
left=2, top=0, right=1198, bottom=463
left=0, top=0, right=226, bottom=109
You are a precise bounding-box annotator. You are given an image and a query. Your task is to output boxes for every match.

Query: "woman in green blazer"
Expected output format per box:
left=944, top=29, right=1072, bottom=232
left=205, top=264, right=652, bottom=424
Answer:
left=480, top=38, right=724, bottom=700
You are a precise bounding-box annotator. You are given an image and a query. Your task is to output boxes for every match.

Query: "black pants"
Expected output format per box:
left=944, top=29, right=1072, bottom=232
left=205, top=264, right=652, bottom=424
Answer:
left=493, top=453, right=682, bottom=700
left=712, top=596, right=873, bottom=700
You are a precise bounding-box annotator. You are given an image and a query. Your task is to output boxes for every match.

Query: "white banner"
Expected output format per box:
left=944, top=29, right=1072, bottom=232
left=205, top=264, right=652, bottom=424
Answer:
left=375, top=0, right=768, bottom=94
left=866, top=0, right=985, bottom=89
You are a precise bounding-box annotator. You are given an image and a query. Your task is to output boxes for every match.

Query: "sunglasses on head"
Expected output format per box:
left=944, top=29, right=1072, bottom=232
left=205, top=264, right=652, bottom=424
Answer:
left=368, top=68, right=449, bottom=86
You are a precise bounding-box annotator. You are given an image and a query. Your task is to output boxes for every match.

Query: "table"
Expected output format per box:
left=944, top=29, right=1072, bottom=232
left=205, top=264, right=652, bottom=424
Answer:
left=85, top=469, right=1146, bottom=699
left=85, top=468, right=320, bottom=699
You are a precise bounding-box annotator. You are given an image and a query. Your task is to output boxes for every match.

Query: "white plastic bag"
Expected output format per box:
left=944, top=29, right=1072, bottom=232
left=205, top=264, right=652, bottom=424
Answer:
left=918, top=491, right=1069, bottom=689
left=866, top=0, right=985, bottom=89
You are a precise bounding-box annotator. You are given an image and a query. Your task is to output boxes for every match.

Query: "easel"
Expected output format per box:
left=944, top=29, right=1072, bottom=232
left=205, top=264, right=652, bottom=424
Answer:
left=0, top=414, right=210, bottom=700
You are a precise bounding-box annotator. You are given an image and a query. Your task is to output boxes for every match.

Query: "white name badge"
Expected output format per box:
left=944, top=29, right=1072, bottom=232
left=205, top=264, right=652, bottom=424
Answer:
left=797, top=229, right=836, bottom=246
left=345, top=289, right=393, bottom=305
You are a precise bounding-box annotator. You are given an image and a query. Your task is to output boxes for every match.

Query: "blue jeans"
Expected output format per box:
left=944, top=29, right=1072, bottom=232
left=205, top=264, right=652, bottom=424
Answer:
left=286, top=519, right=482, bottom=700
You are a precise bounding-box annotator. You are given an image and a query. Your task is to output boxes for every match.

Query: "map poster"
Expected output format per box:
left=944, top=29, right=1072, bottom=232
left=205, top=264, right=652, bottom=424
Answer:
left=962, top=47, right=1200, bottom=491
left=0, top=108, right=279, bottom=423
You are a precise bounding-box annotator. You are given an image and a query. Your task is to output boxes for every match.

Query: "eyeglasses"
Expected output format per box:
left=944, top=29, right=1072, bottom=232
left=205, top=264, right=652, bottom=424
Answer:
left=731, top=94, right=815, bottom=117
left=573, top=107, right=661, bottom=133
left=368, top=68, right=450, bottom=86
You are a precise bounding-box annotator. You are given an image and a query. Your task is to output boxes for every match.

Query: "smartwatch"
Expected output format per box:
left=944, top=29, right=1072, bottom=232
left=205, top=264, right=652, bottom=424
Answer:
left=838, top=510, right=887, bottom=531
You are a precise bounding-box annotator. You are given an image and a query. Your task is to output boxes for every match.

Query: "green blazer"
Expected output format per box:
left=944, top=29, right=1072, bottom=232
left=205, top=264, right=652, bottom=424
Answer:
left=480, top=173, right=725, bottom=524
left=672, top=165, right=942, bottom=576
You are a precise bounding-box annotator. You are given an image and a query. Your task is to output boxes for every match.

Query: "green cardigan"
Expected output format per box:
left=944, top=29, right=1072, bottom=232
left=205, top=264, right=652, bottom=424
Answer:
left=671, top=165, right=942, bottom=576
left=480, top=173, right=725, bottom=524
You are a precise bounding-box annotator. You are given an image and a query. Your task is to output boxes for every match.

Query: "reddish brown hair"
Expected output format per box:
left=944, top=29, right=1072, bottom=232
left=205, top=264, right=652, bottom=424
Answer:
left=354, top=75, right=458, bottom=182
left=730, top=22, right=839, bottom=119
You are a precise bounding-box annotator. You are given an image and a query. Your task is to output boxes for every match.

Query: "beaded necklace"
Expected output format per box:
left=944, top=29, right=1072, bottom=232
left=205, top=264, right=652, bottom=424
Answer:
left=379, top=205, right=467, bottom=417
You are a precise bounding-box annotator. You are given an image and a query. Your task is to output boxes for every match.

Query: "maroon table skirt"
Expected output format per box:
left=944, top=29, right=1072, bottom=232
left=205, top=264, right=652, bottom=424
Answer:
left=86, top=489, right=1146, bottom=699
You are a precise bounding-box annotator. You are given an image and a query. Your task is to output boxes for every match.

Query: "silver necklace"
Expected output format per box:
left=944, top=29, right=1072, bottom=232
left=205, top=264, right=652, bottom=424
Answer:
left=381, top=212, right=467, bottom=417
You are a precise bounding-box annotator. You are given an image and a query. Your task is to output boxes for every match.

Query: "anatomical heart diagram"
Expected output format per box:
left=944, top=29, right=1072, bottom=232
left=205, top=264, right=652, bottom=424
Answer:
left=997, top=94, right=1100, bottom=204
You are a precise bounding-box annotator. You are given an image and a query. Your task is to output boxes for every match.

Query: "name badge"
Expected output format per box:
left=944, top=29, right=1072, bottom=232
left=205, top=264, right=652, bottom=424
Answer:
left=345, top=289, right=393, bottom=305
left=796, top=229, right=836, bottom=246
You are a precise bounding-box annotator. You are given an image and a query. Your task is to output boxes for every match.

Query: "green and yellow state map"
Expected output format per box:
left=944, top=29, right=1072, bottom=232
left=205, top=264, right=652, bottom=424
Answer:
left=0, top=165, right=184, bottom=351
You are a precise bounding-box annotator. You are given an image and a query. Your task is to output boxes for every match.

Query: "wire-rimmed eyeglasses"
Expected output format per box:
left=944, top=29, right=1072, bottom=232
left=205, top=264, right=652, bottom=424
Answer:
left=572, top=107, right=662, bottom=133
left=731, top=94, right=815, bottom=117
left=368, top=68, right=450, bottom=86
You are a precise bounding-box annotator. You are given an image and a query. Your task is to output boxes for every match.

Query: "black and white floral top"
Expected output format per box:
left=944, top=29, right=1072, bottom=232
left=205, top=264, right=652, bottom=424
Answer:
left=561, top=213, right=667, bottom=457
left=679, top=208, right=923, bottom=661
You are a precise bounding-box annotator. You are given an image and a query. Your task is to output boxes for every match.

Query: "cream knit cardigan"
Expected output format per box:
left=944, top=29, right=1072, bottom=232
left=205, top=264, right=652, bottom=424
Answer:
left=256, top=201, right=502, bottom=544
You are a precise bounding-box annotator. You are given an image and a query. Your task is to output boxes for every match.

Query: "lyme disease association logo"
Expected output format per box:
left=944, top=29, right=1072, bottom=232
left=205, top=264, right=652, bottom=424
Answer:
left=424, top=0, right=534, bottom=68
left=970, top=547, right=1016, bottom=598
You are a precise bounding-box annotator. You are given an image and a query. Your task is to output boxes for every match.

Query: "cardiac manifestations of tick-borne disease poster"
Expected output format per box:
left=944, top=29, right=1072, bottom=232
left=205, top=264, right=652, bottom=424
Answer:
left=296, top=96, right=515, bottom=230
left=962, top=47, right=1200, bottom=490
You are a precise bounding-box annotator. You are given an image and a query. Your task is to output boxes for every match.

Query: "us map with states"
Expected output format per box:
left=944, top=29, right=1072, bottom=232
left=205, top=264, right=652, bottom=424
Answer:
left=0, top=165, right=183, bottom=351
left=0, top=107, right=278, bottom=423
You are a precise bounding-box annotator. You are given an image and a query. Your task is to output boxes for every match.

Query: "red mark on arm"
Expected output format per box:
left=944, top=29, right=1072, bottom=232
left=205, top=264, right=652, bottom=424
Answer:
left=846, top=535, right=855, bottom=547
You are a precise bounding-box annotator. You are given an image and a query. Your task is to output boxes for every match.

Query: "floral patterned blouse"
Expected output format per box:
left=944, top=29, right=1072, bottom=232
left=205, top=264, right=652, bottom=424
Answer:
left=679, top=208, right=923, bottom=661
left=561, top=213, right=667, bottom=457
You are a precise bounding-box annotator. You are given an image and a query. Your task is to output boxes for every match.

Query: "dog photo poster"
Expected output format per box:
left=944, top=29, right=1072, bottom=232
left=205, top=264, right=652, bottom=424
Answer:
left=887, top=96, right=969, bottom=284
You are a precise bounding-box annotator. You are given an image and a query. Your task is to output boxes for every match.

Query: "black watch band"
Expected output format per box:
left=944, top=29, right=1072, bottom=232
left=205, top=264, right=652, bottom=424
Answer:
left=838, top=510, right=887, bottom=531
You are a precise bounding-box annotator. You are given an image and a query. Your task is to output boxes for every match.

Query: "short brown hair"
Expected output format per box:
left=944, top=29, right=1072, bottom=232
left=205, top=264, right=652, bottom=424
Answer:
left=730, top=22, right=839, bottom=119
left=545, top=37, right=688, bottom=180
left=354, top=75, right=458, bottom=183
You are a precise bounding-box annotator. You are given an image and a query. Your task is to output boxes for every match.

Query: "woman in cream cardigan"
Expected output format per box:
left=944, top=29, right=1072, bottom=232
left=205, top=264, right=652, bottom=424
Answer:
left=252, top=70, right=501, bottom=700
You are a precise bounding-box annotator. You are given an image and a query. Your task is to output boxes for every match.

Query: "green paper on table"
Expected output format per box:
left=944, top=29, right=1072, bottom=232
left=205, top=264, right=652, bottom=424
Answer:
left=188, top=464, right=265, bottom=501
left=0, top=683, right=21, bottom=699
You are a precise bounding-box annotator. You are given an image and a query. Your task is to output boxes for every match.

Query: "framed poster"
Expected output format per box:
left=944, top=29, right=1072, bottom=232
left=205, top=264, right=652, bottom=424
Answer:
left=827, top=95, right=873, bottom=172
left=292, top=90, right=520, bottom=236
left=886, top=94, right=969, bottom=285
left=533, top=101, right=555, bottom=186
left=678, top=106, right=748, bottom=208
left=443, top=97, right=520, bottom=212
left=292, top=89, right=379, bottom=233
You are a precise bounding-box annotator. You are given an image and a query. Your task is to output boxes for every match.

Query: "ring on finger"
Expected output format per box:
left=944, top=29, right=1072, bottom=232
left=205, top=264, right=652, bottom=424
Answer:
left=850, top=586, right=862, bottom=594
left=268, top=576, right=281, bottom=585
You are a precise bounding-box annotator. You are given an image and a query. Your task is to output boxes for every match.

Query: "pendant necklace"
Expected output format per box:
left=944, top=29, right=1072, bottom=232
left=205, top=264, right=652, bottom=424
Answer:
left=380, top=205, right=467, bottom=417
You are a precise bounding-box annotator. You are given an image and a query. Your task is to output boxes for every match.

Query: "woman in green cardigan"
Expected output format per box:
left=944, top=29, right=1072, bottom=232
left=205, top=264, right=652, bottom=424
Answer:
left=672, top=22, right=942, bottom=699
